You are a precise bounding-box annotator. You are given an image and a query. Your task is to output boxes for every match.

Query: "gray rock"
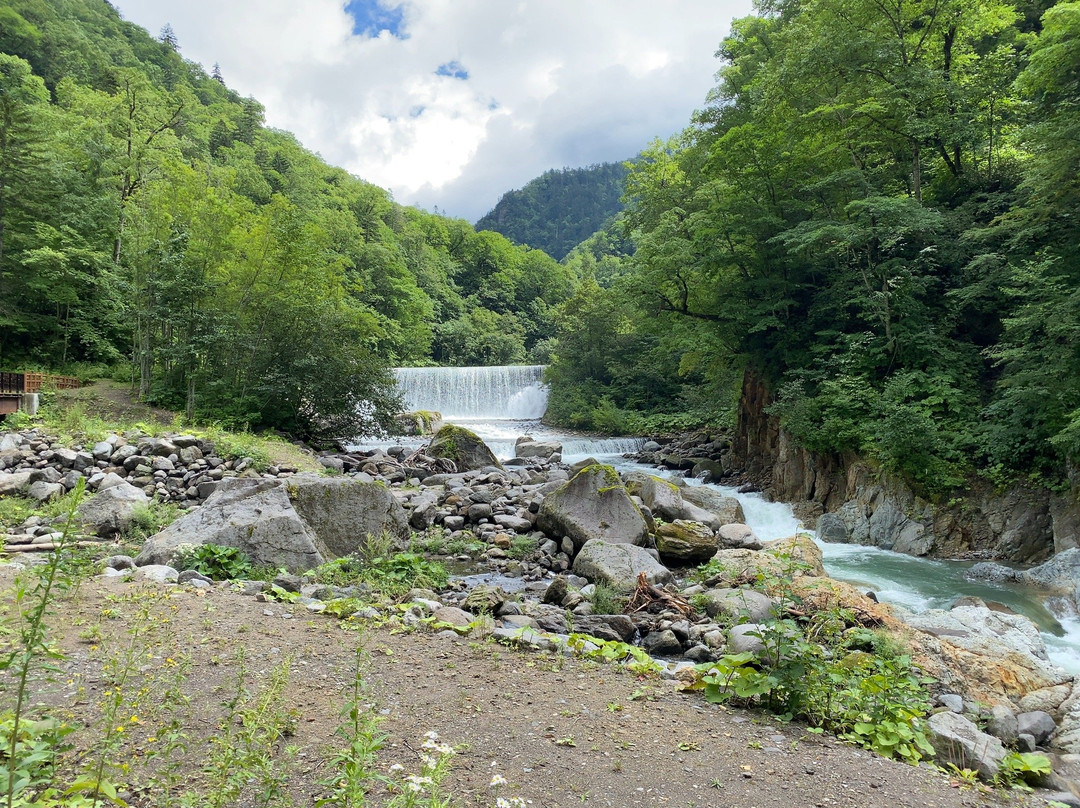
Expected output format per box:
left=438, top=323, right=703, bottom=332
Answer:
left=625, top=473, right=722, bottom=530
left=1017, top=710, right=1056, bottom=745
left=0, top=471, right=32, bottom=495
left=537, top=465, right=649, bottom=552
left=492, top=626, right=560, bottom=652
left=716, top=523, right=762, bottom=550
left=985, top=704, right=1019, bottom=746
left=678, top=485, right=746, bottom=525
left=432, top=605, right=474, bottom=628
left=572, top=539, right=674, bottom=591
left=77, top=482, right=150, bottom=538
left=495, top=514, right=532, bottom=533
left=816, top=513, right=850, bottom=543
left=136, top=478, right=324, bottom=572
left=542, top=576, right=568, bottom=605
left=515, top=437, right=562, bottom=459
left=92, top=441, right=114, bottom=460
left=642, top=629, right=681, bottom=656
left=727, top=623, right=767, bottom=656
left=30, top=467, right=62, bottom=484
left=965, top=561, right=1019, bottom=585
left=96, top=472, right=128, bottom=492
left=898, top=604, right=1070, bottom=691
left=102, top=555, right=136, bottom=571
left=571, top=614, right=635, bottom=643
left=287, top=475, right=410, bottom=559
left=409, top=496, right=438, bottom=530
left=133, top=564, right=180, bottom=584
left=937, top=693, right=964, bottom=713
left=178, top=569, right=213, bottom=585
left=926, top=711, right=1007, bottom=780
left=27, top=481, right=64, bottom=503
left=655, top=520, right=717, bottom=564
left=700, top=587, right=776, bottom=623
left=1020, top=549, right=1080, bottom=602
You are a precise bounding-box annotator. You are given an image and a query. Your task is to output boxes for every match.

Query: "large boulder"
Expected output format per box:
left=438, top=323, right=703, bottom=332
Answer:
left=572, top=539, right=674, bottom=591
left=700, top=587, right=776, bottom=623
left=137, top=475, right=410, bottom=573
left=515, top=436, right=562, bottom=459
left=654, top=520, right=717, bottom=564
left=77, top=482, right=150, bottom=538
left=1019, top=549, right=1080, bottom=606
left=678, top=485, right=746, bottom=525
left=898, top=603, right=1072, bottom=700
left=536, top=464, right=649, bottom=552
left=286, top=475, right=409, bottom=558
left=137, top=479, right=323, bottom=572
left=926, top=711, right=1007, bottom=780
left=624, top=473, right=721, bottom=529
left=427, top=424, right=502, bottom=472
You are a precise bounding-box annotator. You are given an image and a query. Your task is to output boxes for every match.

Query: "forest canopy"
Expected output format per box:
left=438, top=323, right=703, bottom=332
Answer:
left=0, top=0, right=575, bottom=441
left=542, top=0, right=1080, bottom=494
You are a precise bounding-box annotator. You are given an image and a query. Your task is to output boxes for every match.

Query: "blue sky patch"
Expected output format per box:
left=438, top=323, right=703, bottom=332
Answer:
left=345, top=0, right=407, bottom=39
left=435, top=60, right=469, bottom=80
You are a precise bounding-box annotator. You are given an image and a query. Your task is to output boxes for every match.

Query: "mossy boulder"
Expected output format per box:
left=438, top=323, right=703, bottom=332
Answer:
left=536, top=464, right=649, bottom=553
left=395, top=410, right=444, bottom=436
left=654, top=519, right=717, bottom=564
left=427, top=424, right=502, bottom=472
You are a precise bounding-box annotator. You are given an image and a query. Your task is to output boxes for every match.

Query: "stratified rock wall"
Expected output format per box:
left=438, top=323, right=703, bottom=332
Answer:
left=733, top=369, right=1079, bottom=564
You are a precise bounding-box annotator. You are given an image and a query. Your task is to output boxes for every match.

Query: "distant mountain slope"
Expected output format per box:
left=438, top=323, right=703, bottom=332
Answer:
left=475, top=162, right=628, bottom=260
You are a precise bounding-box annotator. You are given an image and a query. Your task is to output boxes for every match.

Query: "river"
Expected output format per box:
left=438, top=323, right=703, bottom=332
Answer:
left=357, top=365, right=1080, bottom=672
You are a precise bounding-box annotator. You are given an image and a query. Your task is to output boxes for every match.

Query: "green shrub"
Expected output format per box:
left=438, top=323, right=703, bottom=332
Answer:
left=173, top=544, right=254, bottom=580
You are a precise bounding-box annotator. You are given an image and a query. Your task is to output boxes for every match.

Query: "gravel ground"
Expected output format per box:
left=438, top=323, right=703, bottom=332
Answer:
left=0, top=566, right=1043, bottom=808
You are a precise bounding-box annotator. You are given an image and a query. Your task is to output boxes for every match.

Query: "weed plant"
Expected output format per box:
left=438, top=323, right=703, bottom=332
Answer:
left=317, top=647, right=386, bottom=807
left=0, top=478, right=92, bottom=807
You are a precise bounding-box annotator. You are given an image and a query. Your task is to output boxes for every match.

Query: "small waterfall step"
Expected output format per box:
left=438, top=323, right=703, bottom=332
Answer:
left=395, top=365, right=548, bottom=419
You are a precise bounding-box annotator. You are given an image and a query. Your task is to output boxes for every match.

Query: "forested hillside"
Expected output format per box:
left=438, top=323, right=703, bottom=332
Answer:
left=545, top=0, right=1080, bottom=494
left=475, top=163, right=628, bottom=260
left=0, top=0, right=575, bottom=440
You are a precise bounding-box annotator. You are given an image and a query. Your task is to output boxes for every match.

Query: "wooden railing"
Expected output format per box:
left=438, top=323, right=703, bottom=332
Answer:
left=0, top=372, right=24, bottom=395
left=0, top=372, right=79, bottom=395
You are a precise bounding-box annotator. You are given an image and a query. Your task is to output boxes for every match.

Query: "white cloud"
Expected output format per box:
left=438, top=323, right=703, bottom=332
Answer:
left=113, top=0, right=754, bottom=221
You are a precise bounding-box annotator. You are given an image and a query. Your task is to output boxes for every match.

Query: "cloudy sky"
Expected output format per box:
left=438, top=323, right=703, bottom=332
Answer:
left=112, top=0, right=754, bottom=221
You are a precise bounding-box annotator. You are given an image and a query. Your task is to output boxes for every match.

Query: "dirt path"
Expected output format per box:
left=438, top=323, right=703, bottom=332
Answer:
left=4, top=568, right=1029, bottom=808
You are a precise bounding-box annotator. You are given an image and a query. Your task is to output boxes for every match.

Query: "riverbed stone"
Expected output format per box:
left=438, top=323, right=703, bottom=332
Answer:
left=898, top=603, right=1071, bottom=699
left=677, top=485, right=746, bottom=525
left=572, top=539, right=674, bottom=591
left=926, top=711, right=1007, bottom=780
left=536, top=464, right=649, bottom=552
left=77, top=481, right=150, bottom=538
left=655, top=519, right=717, bottom=564
left=27, top=480, right=63, bottom=503
left=427, top=424, right=503, bottom=472
left=716, top=523, right=762, bottom=550
left=287, top=475, right=410, bottom=558
left=1017, top=710, right=1057, bottom=745
left=700, top=587, right=776, bottom=623
left=0, top=471, right=32, bottom=495
left=136, top=478, right=324, bottom=572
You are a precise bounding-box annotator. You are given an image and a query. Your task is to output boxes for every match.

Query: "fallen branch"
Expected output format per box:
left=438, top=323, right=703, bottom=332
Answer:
left=626, top=572, right=693, bottom=617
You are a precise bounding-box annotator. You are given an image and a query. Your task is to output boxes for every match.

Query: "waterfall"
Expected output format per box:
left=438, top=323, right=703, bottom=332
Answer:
left=395, top=365, right=549, bottom=419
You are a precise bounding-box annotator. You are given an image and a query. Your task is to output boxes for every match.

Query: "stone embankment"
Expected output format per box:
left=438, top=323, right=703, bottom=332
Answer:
left=4, top=423, right=1080, bottom=799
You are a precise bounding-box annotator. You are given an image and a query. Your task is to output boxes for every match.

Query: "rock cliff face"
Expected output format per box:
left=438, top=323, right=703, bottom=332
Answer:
left=734, top=370, right=1080, bottom=564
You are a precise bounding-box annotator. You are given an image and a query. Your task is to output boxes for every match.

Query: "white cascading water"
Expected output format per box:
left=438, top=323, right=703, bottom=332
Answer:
left=395, top=365, right=549, bottom=419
